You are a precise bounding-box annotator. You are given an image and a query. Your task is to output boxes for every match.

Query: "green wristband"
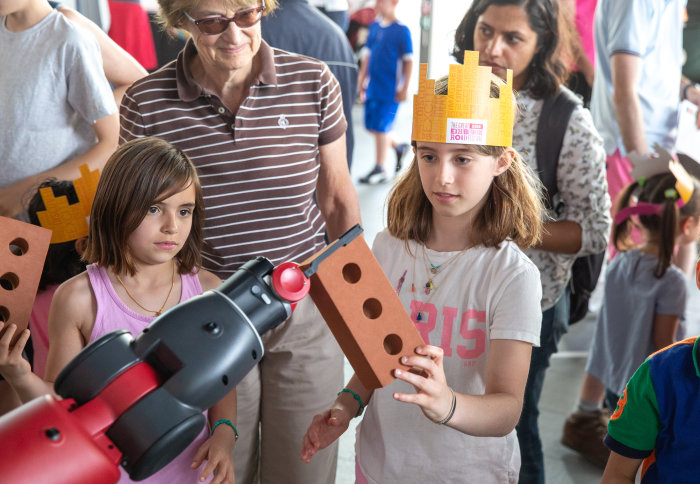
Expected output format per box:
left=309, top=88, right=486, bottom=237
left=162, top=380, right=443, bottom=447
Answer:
left=211, top=418, right=239, bottom=440
left=338, top=388, right=364, bottom=417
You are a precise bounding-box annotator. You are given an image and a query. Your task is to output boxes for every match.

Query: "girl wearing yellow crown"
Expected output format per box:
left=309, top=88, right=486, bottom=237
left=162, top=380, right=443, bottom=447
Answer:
left=301, top=56, right=544, bottom=482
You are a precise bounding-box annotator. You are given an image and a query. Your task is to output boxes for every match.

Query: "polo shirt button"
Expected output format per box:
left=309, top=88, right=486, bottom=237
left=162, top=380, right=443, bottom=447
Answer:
left=218, top=107, right=225, bottom=114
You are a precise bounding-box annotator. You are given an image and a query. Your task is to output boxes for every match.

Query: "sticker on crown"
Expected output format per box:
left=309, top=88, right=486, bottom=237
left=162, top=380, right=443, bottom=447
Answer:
left=446, top=118, right=488, bottom=145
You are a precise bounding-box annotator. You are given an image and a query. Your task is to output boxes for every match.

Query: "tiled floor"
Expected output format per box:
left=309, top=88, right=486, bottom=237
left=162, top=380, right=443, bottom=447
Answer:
left=333, top=101, right=700, bottom=483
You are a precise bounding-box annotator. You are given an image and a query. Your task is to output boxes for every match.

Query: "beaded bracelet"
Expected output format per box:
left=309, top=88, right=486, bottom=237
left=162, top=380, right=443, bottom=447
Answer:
left=338, top=388, right=364, bottom=417
left=211, top=418, right=239, bottom=440
left=435, top=387, right=457, bottom=425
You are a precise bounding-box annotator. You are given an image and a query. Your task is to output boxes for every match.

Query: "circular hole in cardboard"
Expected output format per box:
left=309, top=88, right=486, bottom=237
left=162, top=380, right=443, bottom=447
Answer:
left=342, top=262, right=361, bottom=284
left=0, top=273, right=19, bottom=290
left=383, top=333, right=403, bottom=355
left=362, top=298, right=382, bottom=319
left=9, top=238, right=28, bottom=256
left=0, top=306, right=9, bottom=322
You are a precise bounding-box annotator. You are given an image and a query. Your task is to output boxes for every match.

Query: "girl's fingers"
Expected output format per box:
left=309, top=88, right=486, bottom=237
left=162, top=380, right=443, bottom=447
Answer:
left=198, top=459, right=216, bottom=483
left=10, top=330, right=30, bottom=358
left=0, top=323, right=16, bottom=345
left=393, top=390, right=426, bottom=405
left=191, top=443, right=207, bottom=470
left=399, top=354, right=438, bottom=377
left=415, top=344, right=444, bottom=363
left=301, top=426, right=319, bottom=461
left=394, top=367, right=430, bottom=392
left=301, top=434, right=318, bottom=462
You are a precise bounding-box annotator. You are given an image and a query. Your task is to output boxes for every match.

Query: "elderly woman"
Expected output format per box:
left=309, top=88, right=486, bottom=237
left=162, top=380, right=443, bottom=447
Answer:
left=453, top=1, right=611, bottom=483
left=120, top=1, right=361, bottom=483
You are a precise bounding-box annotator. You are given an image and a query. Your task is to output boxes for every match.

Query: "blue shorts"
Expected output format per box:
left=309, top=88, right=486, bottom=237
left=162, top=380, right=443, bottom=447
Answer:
left=364, top=98, right=399, bottom=133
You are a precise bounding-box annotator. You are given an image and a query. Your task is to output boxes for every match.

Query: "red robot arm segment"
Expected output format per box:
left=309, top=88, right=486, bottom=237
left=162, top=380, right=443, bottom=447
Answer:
left=0, top=361, right=160, bottom=484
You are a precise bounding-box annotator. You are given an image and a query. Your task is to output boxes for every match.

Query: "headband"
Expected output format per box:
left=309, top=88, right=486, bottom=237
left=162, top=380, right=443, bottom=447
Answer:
left=615, top=146, right=695, bottom=225
left=613, top=197, right=685, bottom=226
left=412, top=51, right=514, bottom=147
left=36, top=164, right=100, bottom=243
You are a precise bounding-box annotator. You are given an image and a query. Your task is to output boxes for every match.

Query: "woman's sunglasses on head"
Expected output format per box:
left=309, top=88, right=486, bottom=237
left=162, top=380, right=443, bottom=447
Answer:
left=185, top=1, right=265, bottom=35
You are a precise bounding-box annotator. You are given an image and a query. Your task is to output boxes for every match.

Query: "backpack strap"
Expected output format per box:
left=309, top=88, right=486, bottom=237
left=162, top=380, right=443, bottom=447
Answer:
left=535, top=86, right=583, bottom=208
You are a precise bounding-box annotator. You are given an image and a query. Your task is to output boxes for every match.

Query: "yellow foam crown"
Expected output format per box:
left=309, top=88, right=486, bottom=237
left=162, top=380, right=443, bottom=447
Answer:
left=37, top=164, right=100, bottom=243
left=412, top=51, right=514, bottom=147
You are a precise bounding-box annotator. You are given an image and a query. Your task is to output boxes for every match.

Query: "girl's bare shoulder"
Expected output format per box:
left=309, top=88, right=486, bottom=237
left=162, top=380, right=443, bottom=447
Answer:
left=197, top=268, right=222, bottom=292
left=51, top=271, right=97, bottom=323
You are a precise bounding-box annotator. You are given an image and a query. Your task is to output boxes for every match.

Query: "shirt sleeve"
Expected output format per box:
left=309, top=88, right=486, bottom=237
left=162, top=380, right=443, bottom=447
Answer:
left=556, top=104, right=612, bottom=256
left=489, top=259, right=542, bottom=346
left=604, top=359, right=660, bottom=459
left=400, top=24, right=413, bottom=57
left=119, top=85, right=148, bottom=143
left=65, top=26, right=116, bottom=124
left=605, top=0, right=657, bottom=57
left=656, top=269, right=687, bottom=317
left=317, top=63, right=347, bottom=146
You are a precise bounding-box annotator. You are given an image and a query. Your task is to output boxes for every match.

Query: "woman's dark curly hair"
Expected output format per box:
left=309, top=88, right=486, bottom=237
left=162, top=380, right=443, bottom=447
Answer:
left=452, top=0, right=571, bottom=100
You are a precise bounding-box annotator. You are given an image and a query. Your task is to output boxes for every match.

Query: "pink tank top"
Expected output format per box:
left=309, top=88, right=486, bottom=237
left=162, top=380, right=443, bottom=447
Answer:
left=86, top=264, right=212, bottom=484
left=29, top=284, right=59, bottom=379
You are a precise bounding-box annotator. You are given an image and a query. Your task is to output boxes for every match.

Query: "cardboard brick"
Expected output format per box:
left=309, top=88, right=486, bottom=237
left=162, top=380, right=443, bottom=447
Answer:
left=301, top=233, right=425, bottom=389
left=0, top=217, right=52, bottom=342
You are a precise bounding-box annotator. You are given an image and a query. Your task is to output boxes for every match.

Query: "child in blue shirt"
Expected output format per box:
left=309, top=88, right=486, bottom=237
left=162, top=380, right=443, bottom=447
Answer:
left=602, top=334, right=700, bottom=483
left=357, top=0, right=413, bottom=184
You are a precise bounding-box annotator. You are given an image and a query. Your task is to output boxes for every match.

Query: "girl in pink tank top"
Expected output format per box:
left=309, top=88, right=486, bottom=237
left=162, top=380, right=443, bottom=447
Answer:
left=0, top=138, right=237, bottom=484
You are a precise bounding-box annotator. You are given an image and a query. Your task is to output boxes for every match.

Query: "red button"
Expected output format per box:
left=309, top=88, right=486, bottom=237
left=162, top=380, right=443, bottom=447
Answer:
left=271, top=262, right=310, bottom=302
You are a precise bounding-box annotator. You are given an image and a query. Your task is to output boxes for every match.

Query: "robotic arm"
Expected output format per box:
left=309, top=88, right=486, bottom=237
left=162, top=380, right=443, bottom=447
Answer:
left=0, top=252, right=319, bottom=483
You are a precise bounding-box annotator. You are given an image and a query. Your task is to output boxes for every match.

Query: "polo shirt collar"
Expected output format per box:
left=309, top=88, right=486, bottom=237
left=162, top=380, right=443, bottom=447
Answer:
left=693, top=337, right=700, bottom=378
left=176, top=38, right=278, bottom=102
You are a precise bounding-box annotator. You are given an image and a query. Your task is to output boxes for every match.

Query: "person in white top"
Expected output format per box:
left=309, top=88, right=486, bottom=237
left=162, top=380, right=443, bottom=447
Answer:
left=301, top=54, right=544, bottom=483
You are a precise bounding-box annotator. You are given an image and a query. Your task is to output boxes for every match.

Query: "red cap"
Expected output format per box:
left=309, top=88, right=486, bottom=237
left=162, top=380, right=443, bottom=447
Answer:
left=271, top=262, right=310, bottom=303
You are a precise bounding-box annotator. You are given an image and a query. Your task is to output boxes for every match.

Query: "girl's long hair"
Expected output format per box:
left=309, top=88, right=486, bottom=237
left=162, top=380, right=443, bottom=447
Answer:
left=83, top=137, right=205, bottom=276
left=387, top=77, right=543, bottom=250
left=614, top=173, right=700, bottom=278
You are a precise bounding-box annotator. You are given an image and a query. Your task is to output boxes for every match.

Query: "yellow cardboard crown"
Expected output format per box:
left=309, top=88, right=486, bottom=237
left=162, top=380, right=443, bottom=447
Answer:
left=36, top=164, right=100, bottom=243
left=412, top=51, right=514, bottom=147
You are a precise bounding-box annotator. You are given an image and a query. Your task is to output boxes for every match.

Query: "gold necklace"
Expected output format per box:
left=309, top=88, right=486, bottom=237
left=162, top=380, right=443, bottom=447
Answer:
left=116, top=261, right=176, bottom=316
left=420, top=244, right=470, bottom=295
left=409, top=243, right=470, bottom=321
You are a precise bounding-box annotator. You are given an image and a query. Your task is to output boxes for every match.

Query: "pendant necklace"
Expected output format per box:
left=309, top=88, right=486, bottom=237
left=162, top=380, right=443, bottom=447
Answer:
left=116, top=260, right=176, bottom=316
left=420, top=244, right=469, bottom=296
left=408, top=242, right=470, bottom=321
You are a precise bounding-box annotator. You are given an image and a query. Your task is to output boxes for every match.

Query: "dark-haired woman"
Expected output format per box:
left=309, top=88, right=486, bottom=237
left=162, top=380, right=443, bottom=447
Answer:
left=454, top=1, right=611, bottom=482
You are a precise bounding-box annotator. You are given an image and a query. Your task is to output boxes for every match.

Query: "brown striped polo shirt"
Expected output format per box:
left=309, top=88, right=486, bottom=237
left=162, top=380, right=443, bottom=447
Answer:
left=120, top=40, right=347, bottom=278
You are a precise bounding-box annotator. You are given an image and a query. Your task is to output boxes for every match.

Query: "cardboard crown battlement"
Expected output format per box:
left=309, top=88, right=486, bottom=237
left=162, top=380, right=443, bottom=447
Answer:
left=412, top=50, right=514, bottom=147
left=37, top=164, right=100, bottom=244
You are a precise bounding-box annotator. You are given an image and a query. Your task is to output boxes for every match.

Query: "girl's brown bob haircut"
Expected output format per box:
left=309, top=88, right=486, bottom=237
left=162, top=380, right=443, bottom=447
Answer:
left=157, top=0, right=278, bottom=36
left=84, top=137, right=205, bottom=276
left=387, top=76, right=543, bottom=250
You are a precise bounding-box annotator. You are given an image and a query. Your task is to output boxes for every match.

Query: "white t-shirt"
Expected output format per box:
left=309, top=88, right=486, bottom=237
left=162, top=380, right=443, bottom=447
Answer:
left=356, top=230, right=542, bottom=484
left=0, top=9, right=116, bottom=190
